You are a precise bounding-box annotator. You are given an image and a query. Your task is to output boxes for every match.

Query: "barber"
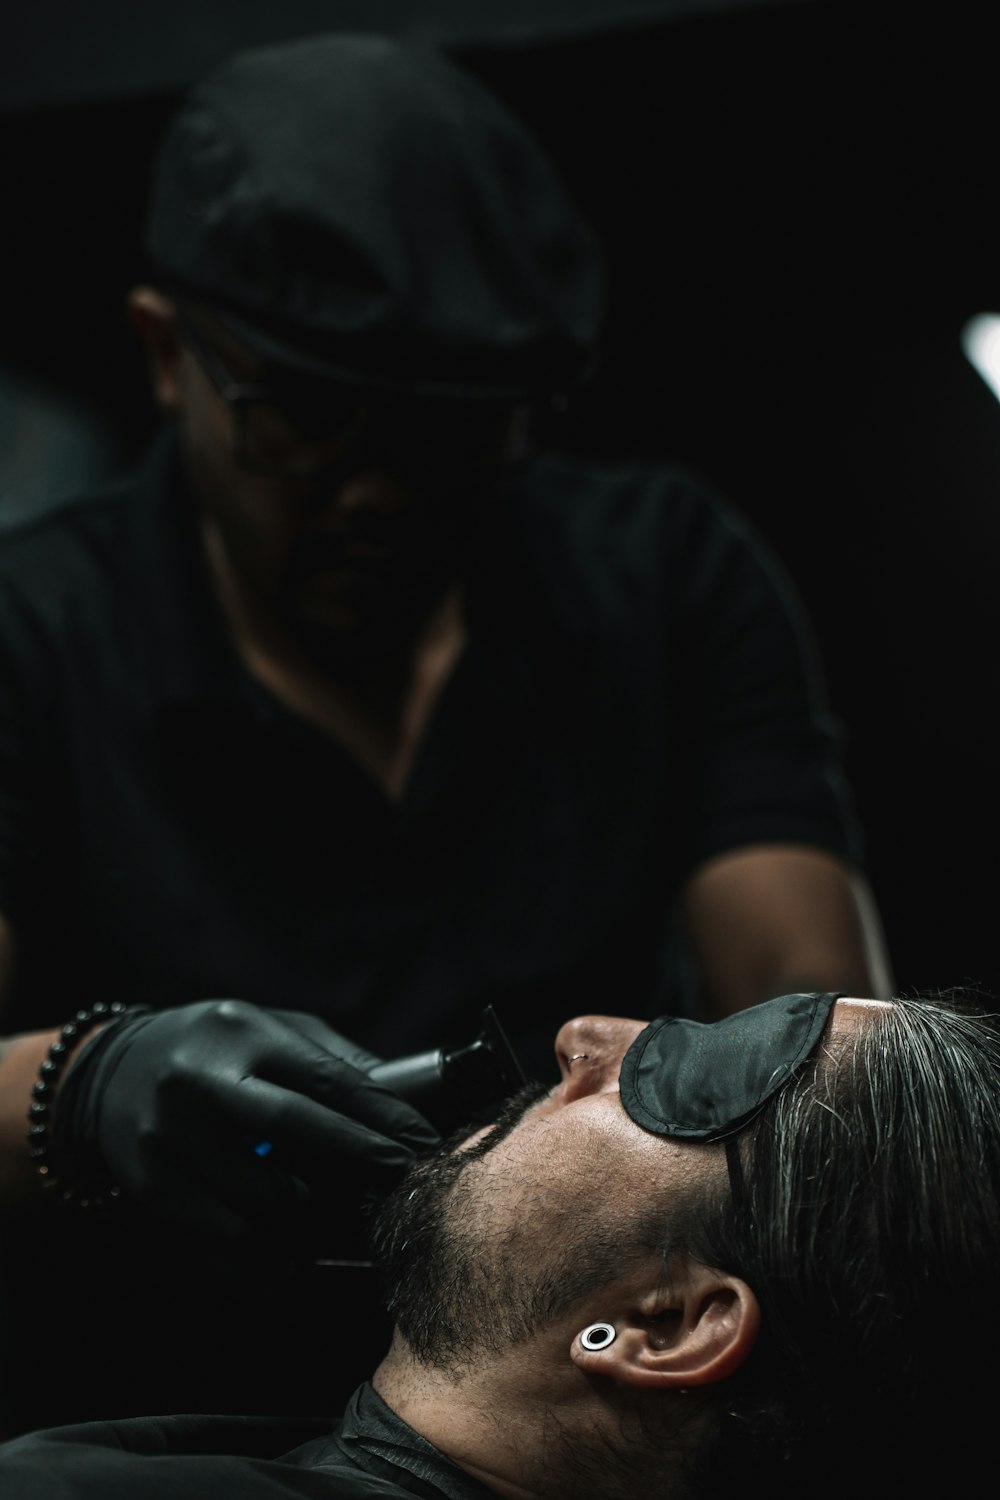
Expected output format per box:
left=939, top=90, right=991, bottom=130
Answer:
left=0, top=33, right=891, bottom=1437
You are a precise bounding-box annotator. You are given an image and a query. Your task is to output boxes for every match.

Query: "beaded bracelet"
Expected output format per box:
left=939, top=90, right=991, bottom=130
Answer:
left=25, top=1000, right=128, bottom=1208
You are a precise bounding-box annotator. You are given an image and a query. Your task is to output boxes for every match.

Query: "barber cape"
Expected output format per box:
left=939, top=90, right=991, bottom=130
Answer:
left=0, top=1382, right=494, bottom=1499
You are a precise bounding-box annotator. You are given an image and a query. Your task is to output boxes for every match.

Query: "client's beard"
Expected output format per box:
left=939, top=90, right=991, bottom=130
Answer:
left=369, top=1081, right=549, bottom=1370
left=369, top=1080, right=653, bottom=1374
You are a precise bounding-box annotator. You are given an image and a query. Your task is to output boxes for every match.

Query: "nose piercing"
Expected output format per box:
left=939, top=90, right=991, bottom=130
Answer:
left=580, top=1322, right=616, bottom=1351
left=569, top=1053, right=589, bottom=1064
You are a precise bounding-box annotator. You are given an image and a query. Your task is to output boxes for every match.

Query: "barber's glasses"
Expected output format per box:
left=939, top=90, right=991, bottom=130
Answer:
left=179, top=319, right=528, bottom=482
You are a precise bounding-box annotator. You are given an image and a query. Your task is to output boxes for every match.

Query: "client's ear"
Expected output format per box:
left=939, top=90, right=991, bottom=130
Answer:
left=571, top=1264, right=760, bottom=1389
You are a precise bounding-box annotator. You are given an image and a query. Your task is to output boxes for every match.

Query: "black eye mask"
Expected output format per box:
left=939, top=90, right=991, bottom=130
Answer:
left=619, top=992, right=841, bottom=1140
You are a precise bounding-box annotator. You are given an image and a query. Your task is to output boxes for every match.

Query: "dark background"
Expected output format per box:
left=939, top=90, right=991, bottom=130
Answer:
left=2, top=0, right=996, bottom=1001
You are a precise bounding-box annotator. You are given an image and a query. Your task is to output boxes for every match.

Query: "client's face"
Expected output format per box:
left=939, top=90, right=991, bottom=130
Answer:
left=370, top=1015, right=723, bottom=1371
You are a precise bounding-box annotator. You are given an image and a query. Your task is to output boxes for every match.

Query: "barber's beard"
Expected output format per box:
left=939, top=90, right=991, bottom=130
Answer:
left=282, top=540, right=459, bottom=667
left=279, top=470, right=492, bottom=668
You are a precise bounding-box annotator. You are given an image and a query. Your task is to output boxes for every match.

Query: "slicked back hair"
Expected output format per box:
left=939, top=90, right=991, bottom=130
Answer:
left=682, top=990, right=1000, bottom=1497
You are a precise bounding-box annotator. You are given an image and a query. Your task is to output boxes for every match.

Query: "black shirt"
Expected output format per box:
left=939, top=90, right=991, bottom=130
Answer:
left=0, top=1381, right=496, bottom=1499
left=0, top=428, right=861, bottom=1434
left=0, top=427, right=860, bottom=1070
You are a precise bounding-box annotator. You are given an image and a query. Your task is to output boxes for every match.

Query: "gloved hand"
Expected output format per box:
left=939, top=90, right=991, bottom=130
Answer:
left=50, top=999, right=441, bottom=1244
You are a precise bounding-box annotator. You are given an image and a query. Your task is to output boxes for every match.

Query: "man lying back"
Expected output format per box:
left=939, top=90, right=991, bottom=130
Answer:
left=0, top=989, right=995, bottom=1499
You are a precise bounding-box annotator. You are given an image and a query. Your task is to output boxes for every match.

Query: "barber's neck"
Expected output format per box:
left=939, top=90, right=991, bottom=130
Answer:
left=199, top=513, right=467, bottom=799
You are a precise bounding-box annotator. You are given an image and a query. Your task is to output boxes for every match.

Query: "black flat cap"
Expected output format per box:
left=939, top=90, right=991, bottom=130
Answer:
left=145, top=31, right=604, bottom=399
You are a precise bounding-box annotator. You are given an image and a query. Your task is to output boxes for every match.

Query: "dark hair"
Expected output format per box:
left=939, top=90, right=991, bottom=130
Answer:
left=684, top=990, right=1000, bottom=1498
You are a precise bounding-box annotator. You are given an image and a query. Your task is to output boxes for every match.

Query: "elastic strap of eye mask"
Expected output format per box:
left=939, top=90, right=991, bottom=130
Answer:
left=725, top=1134, right=745, bottom=1214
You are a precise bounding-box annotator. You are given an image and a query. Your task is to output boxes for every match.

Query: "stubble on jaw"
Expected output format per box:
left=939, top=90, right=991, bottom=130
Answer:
left=369, top=1080, right=670, bottom=1375
left=370, top=1080, right=549, bottom=1368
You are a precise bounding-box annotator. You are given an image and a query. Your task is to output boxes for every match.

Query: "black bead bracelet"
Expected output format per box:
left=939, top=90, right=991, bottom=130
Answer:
left=25, top=1000, right=128, bottom=1208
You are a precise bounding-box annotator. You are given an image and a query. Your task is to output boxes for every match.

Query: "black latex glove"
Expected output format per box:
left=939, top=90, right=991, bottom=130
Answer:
left=50, top=1000, right=441, bottom=1243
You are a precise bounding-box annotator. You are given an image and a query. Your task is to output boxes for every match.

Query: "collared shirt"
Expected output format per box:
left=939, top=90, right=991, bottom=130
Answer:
left=0, top=425, right=861, bottom=1070
left=300, top=1382, right=497, bottom=1498
left=0, top=425, right=862, bottom=1435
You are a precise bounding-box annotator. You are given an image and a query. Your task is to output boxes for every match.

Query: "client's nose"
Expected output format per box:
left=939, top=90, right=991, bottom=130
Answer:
left=554, top=1015, right=649, bottom=1101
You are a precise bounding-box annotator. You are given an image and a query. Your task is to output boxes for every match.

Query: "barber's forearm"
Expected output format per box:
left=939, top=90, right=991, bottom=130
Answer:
left=696, top=930, right=894, bottom=1021
left=842, top=867, right=895, bottom=998
left=705, top=924, right=894, bottom=1019
left=729, top=954, right=887, bottom=1018
left=0, top=1031, right=59, bottom=1202
left=0, top=1027, right=111, bottom=1206
left=681, top=845, right=896, bottom=1021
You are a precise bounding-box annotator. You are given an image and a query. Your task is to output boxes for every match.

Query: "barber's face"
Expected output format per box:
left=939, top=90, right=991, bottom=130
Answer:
left=169, top=310, right=527, bottom=661
left=371, top=1014, right=723, bottom=1371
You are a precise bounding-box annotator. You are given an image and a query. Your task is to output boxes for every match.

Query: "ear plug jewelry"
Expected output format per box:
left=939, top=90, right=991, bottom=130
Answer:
left=580, top=1322, right=617, bottom=1350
